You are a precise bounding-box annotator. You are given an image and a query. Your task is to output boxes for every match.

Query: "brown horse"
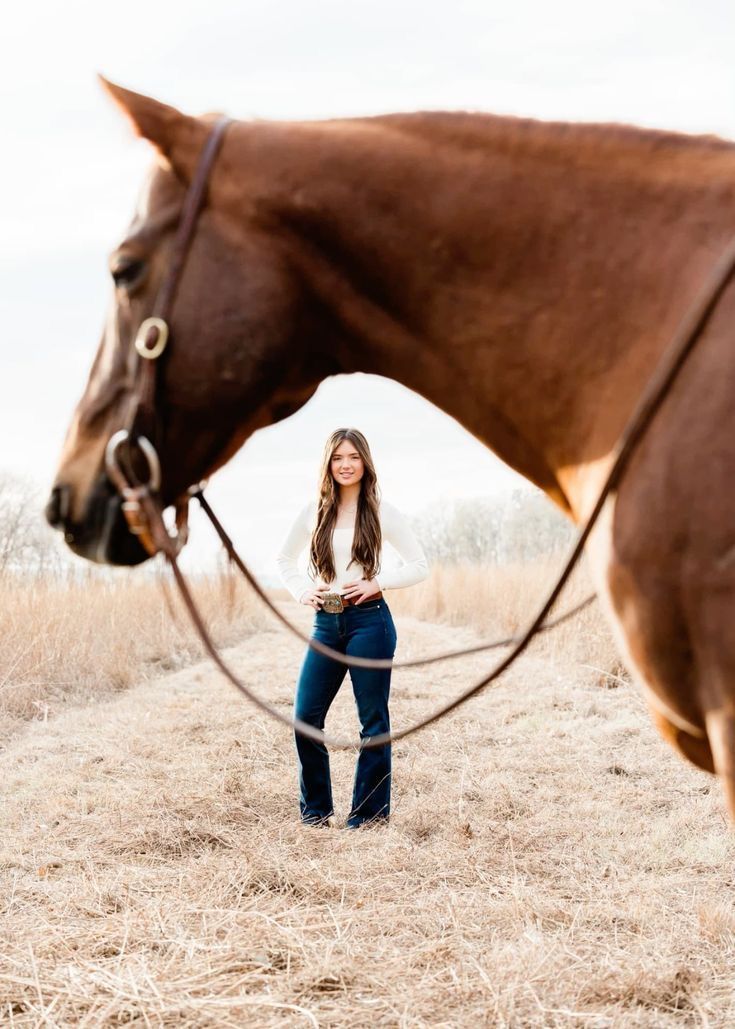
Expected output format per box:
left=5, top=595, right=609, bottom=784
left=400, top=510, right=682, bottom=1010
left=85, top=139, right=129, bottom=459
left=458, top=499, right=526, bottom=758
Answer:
left=47, top=79, right=735, bottom=815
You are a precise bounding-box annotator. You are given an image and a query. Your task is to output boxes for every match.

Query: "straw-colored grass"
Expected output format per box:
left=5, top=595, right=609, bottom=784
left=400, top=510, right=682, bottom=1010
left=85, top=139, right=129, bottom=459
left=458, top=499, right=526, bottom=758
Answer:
left=2, top=563, right=733, bottom=1026
left=0, top=559, right=617, bottom=741
left=0, top=569, right=269, bottom=741
left=390, top=559, right=624, bottom=680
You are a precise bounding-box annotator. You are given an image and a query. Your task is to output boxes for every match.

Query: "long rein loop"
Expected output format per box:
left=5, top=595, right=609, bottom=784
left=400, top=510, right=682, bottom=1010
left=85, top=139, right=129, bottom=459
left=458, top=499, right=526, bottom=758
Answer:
left=109, top=111, right=735, bottom=751
left=155, top=232, right=735, bottom=751
left=193, top=488, right=596, bottom=671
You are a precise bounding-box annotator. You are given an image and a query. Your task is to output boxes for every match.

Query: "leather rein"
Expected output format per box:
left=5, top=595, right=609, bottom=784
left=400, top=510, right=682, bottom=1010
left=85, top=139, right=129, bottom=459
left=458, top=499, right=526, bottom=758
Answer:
left=104, top=117, right=735, bottom=752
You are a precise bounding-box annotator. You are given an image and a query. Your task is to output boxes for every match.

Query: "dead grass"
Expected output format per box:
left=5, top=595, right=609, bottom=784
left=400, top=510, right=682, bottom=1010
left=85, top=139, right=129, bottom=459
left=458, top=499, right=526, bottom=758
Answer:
left=0, top=569, right=269, bottom=740
left=0, top=559, right=618, bottom=742
left=2, top=564, right=734, bottom=1025
left=390, top=559, right=624, bottom=682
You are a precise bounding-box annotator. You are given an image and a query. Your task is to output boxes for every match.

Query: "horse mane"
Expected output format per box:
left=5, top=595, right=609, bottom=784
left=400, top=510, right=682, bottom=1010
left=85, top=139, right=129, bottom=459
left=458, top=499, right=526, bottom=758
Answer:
left=367, top=109, right=734, bottom=158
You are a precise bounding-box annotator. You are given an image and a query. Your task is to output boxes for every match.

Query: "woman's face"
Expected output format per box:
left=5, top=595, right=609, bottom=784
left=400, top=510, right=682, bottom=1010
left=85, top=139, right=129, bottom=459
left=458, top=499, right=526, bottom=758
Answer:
left=330, top=439, right=365, bottom=488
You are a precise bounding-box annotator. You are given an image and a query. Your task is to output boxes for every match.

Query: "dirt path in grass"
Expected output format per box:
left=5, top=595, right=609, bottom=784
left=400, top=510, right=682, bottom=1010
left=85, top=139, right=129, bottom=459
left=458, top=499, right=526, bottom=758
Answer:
left=2, top=606, right=734, bottom=1027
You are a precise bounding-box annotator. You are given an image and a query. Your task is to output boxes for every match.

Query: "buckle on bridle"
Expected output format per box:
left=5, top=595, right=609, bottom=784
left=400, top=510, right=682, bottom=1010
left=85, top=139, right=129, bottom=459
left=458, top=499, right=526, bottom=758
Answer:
left=322, top=592, right=344, bottom=614
left=134, top=317, right=170, bottom=360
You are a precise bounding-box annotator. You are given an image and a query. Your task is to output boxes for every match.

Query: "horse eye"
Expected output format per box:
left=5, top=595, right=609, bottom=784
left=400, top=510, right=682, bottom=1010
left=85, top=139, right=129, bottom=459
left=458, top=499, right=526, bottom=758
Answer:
left=111, top=258, right=145, bottom=289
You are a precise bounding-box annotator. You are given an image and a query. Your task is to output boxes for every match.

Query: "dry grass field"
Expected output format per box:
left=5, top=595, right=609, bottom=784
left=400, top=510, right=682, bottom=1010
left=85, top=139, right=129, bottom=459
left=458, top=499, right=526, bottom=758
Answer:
left=2, top=563, right=735, bottom=1026
left=0, top=571, right=271, bottom=741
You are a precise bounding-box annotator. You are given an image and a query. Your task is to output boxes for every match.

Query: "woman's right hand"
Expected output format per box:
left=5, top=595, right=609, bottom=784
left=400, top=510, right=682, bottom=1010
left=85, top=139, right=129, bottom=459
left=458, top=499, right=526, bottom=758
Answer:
left=299, top=586, right=330, bottom=610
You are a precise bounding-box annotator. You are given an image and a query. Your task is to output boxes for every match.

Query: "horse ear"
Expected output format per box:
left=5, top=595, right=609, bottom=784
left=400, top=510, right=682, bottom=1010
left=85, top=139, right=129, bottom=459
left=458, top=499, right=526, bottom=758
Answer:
left=97, top=75, right=209, bottom=182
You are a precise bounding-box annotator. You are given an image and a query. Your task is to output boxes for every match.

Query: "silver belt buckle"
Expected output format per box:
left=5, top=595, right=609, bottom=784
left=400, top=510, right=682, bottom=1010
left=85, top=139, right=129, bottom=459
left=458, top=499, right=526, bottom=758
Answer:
left=322, top=592, right=344, bottom=614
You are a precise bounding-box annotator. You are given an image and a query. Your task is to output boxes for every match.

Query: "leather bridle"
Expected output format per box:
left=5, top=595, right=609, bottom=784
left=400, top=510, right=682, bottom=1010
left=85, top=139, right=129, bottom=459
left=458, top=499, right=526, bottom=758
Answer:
left=105, top=116, right=232, bottom=556
left=104, top=116, right=735, bottom=752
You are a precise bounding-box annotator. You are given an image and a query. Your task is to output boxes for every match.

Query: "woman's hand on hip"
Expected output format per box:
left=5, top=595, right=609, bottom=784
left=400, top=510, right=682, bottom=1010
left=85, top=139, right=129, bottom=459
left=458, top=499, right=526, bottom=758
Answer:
left=299, top=586, right=330, bottom=610
left=341, top=578, right=381, bottom=604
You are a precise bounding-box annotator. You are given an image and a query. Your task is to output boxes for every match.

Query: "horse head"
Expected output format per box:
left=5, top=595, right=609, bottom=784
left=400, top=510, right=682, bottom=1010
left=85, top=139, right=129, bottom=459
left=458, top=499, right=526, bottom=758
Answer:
left=46, top=79, right=334, bottom=564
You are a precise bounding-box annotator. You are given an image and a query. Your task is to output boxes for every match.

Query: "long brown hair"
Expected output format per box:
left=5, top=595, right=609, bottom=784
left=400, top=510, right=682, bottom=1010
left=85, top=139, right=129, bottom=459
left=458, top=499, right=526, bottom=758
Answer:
left=308, top=428, right=382, bottom=584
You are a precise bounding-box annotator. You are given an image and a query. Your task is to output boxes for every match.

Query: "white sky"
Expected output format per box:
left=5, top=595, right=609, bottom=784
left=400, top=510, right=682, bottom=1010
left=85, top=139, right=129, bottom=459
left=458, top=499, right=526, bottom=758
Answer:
left=1, top=0, right=733, bottom=574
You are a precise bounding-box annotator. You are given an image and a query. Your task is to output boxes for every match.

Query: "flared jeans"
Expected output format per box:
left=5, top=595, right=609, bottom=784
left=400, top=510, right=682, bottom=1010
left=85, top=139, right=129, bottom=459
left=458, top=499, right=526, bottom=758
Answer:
left=293, top=597, right=398, bottom=827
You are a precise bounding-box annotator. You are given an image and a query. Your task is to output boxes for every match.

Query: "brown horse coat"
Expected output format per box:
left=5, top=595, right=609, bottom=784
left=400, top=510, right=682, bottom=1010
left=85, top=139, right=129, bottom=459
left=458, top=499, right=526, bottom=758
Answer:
left=48, top=81, right=735, bottom=814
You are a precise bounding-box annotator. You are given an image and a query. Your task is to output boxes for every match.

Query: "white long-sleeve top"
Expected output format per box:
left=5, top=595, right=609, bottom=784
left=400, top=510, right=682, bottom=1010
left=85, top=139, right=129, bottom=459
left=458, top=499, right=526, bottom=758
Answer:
left=276, top=499, right=430, bottom=603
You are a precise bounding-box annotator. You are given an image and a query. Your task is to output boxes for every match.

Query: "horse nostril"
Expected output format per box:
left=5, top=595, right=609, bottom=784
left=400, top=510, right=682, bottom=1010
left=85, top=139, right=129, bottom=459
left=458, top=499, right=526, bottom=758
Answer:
left=45, top=484, right=72, bottom=529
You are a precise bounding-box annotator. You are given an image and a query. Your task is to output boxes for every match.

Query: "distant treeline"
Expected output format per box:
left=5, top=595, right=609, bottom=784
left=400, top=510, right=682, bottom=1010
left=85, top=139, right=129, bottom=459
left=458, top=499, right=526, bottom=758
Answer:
left=0, top=470, right=575, bottom=580
left=410, top=489, right=575, bottom=565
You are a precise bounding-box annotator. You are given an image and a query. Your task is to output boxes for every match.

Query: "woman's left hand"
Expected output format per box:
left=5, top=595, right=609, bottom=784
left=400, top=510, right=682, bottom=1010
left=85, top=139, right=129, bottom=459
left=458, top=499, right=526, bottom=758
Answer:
left=341, top=578, right=381, bottom=604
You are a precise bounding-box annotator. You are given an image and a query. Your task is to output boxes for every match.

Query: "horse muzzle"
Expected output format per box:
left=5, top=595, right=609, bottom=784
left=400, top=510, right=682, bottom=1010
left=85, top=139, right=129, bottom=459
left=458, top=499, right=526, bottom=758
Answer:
left=45, top=476, right=151, bottom=566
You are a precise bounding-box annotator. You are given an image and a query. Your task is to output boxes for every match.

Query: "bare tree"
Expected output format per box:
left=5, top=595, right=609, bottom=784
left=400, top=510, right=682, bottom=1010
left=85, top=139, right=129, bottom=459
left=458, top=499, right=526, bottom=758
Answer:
left=0, top=471, right=70, bottom=578
left=411, top=489, right=574, bottom=566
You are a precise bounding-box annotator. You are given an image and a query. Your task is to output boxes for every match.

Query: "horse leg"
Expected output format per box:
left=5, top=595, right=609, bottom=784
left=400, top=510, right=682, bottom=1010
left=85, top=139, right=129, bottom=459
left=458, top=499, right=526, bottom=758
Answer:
left=599, top=551, right=714, bottom=764
left=586, top=511, right=716, bottom=774
left=647, top=705, right=715, bottom=774
left=628, top=588, right=735, bottom=816
left=704, top=710, right=735, bottom=818
left=691, top=586, right=735, bottom=818
left=598, top=551, right=724, bottom=789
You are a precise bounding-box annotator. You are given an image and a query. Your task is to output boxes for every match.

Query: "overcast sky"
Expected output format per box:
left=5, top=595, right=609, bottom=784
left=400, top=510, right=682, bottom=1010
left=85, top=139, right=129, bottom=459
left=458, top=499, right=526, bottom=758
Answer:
left=1, top=0, right=733, bottom=574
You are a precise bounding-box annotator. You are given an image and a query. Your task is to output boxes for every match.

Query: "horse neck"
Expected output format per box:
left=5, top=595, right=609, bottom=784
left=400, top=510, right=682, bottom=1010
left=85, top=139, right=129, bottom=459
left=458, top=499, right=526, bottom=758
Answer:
left=252, top=114, right=735, bottom=518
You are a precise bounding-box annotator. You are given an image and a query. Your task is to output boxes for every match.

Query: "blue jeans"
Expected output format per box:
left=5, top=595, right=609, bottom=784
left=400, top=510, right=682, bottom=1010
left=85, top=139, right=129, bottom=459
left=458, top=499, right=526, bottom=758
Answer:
left=294, top=597, right=398, bottom=827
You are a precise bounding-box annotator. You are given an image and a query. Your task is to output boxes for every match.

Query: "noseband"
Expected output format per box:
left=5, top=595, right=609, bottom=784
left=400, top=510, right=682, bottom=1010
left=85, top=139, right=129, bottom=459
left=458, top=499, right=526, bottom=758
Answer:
left=103, top=116, right=735, bottom=752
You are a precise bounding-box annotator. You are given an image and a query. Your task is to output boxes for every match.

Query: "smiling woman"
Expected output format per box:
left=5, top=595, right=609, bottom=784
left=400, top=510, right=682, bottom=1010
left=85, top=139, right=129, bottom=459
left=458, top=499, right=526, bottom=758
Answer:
left=276, top=427, right=429, bottom=829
